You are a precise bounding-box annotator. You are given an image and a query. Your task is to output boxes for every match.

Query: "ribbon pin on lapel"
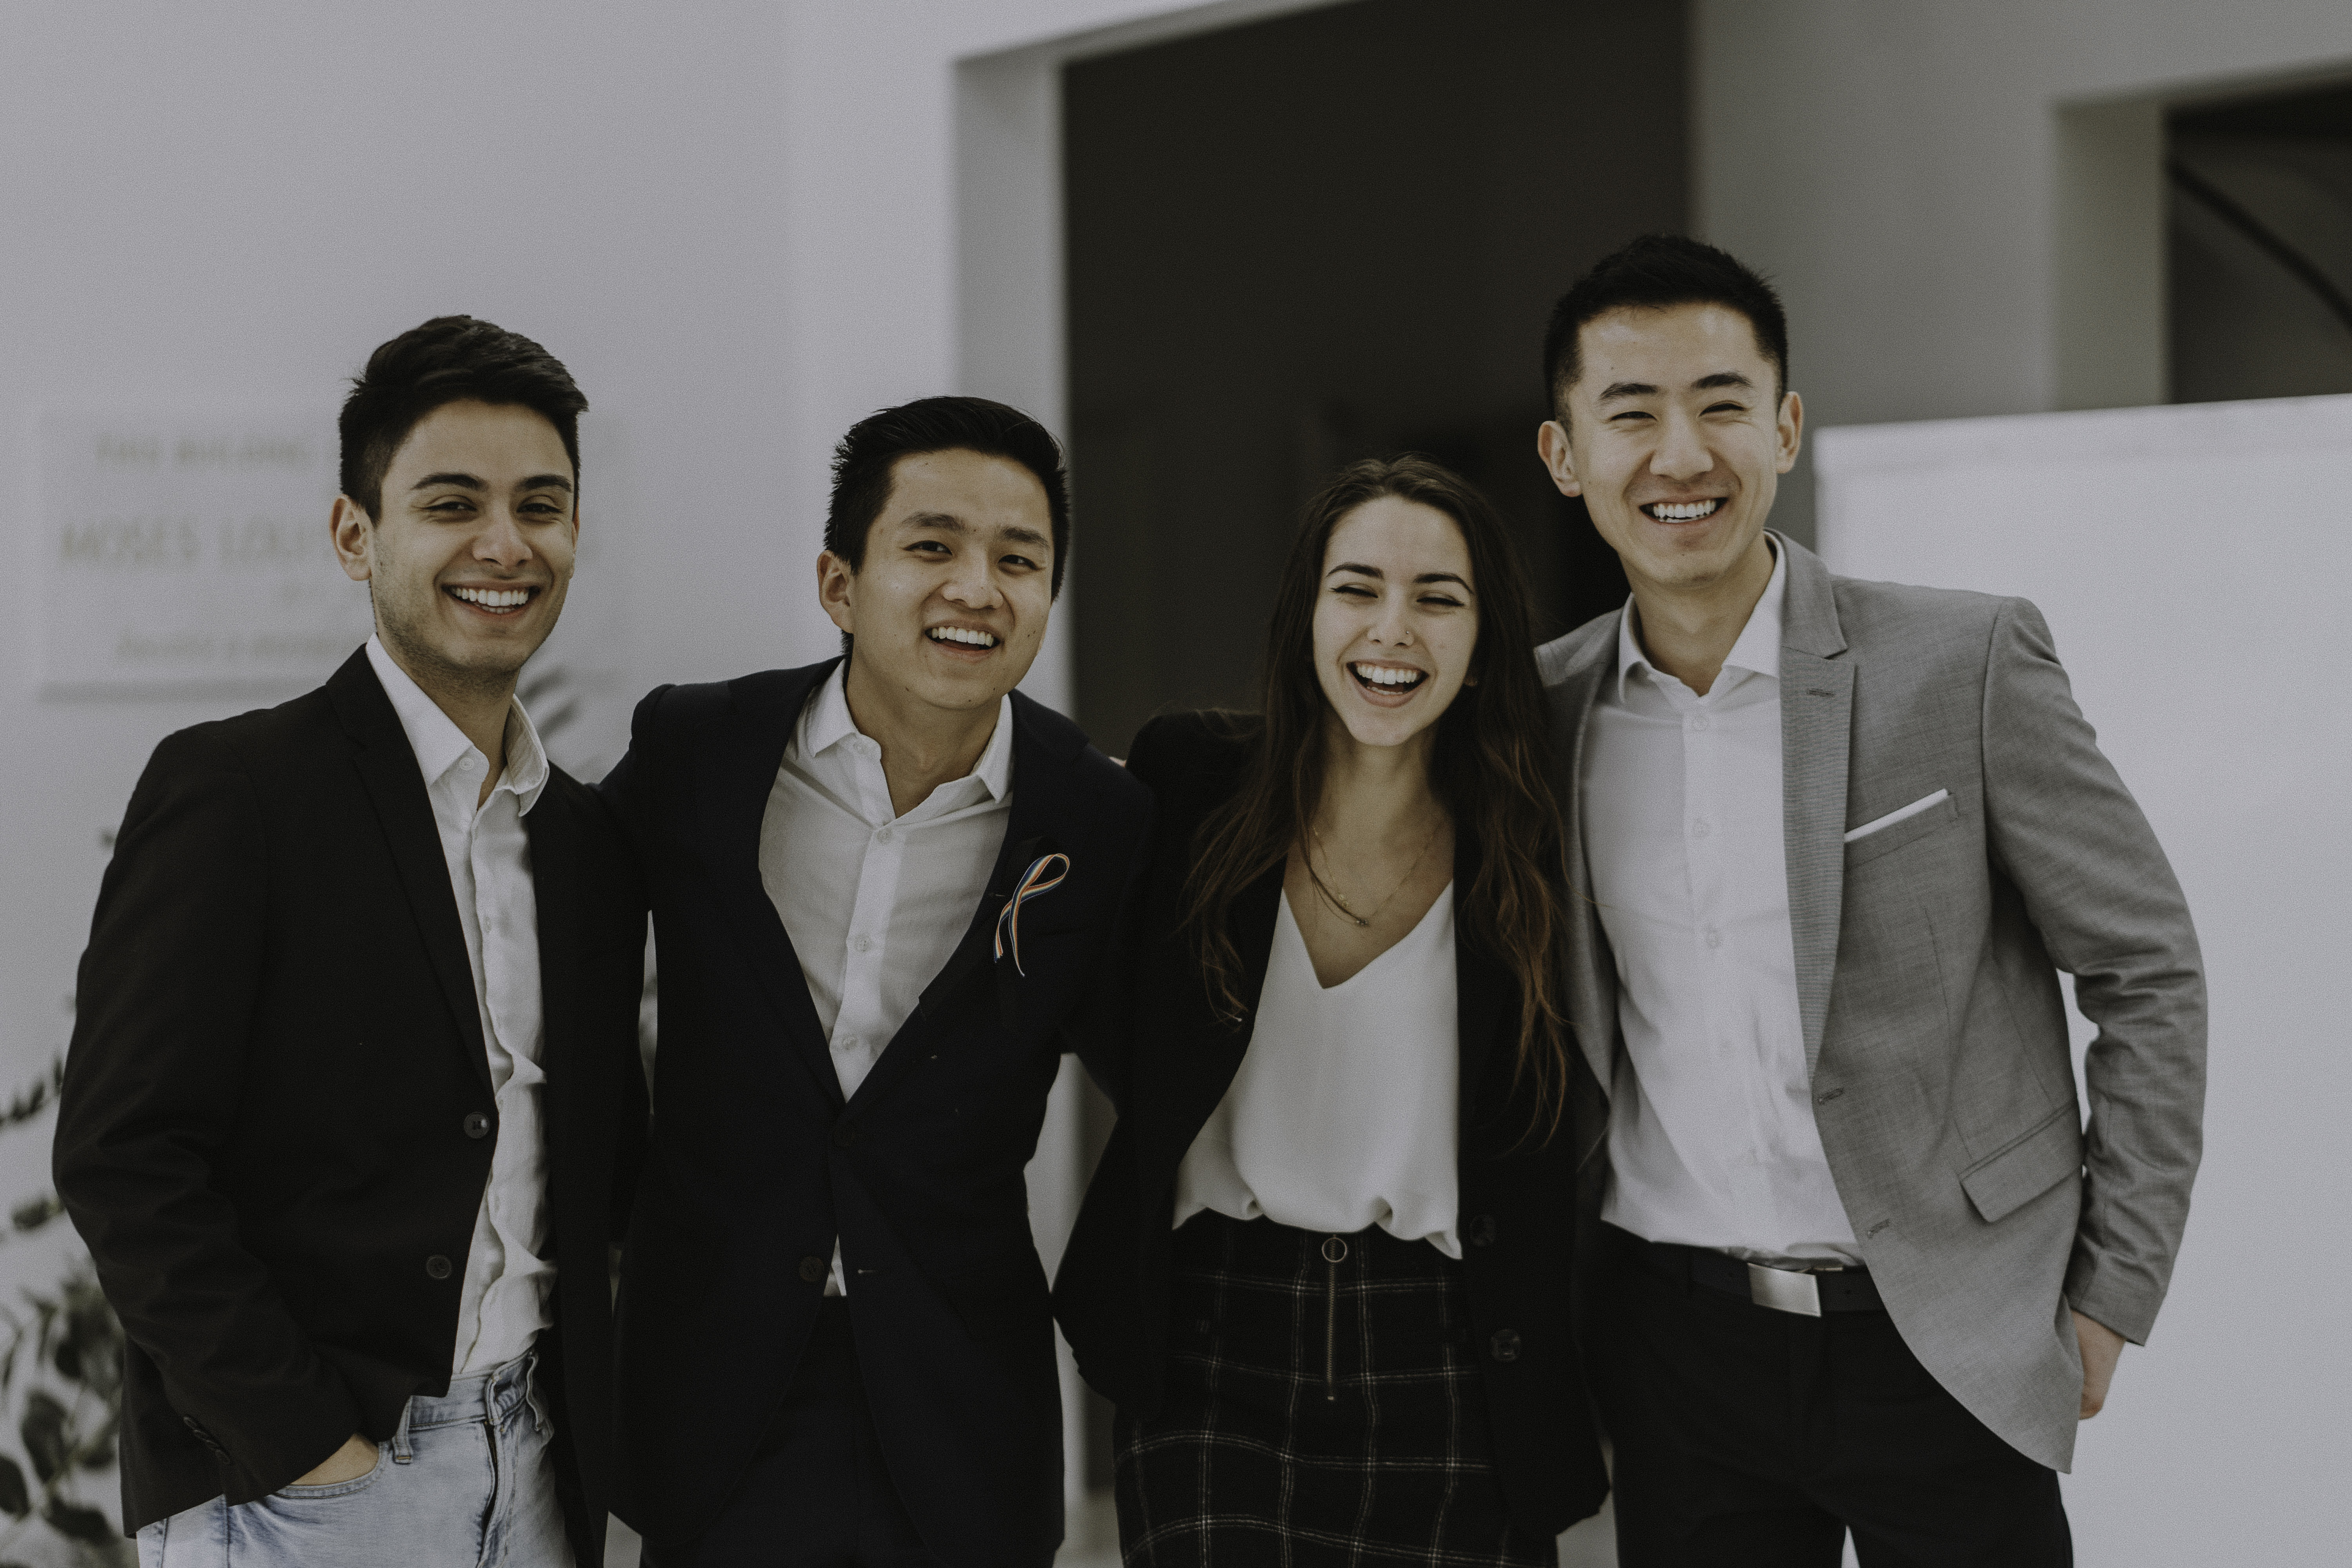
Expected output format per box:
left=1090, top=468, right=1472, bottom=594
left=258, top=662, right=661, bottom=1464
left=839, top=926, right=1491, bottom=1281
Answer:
left=993, top=852, right=1071, bottom=977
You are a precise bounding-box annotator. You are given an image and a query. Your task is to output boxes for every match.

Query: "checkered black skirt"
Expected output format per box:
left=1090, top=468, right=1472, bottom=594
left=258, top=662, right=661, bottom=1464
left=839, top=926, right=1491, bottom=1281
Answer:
left=1114, top=1212, right=1555, bottom=1567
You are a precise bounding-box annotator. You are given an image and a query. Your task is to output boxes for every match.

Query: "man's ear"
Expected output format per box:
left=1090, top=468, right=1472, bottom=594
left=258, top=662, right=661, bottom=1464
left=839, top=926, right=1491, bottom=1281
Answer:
left=816, top=549, right=857, bottom=637
left=1775, top=390, right=1806, bottom=475
left=1536, top=420, right=1583, bottom=499
left=330, top=496, right=374, bottom=583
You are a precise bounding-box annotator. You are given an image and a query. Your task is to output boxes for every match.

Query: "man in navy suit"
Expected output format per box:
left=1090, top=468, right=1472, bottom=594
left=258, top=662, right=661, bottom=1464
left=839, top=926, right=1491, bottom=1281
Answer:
left=604, top=397, right=1151, bottom=1567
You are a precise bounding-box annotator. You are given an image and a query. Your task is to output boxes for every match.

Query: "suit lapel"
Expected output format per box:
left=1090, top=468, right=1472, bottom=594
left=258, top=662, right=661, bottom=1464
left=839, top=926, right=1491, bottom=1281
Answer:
left=702, top=664, right=842, bottom=1105
left=524, top=783, right=585, bottom=1163
left=848, top=693, right=1090, bottom=1114
left=327, top=651, right=493, bottom=1096
left=1451, top=837, right=1510, bottom=1143
left=1775, top=536, right=1853, bottom=1080
left=1546, top=620, right=1619, bottom=1100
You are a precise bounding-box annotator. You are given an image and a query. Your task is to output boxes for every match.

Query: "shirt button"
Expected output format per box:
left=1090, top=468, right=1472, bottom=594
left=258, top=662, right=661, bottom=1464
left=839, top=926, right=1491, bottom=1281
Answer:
left=457, top=755, right=480, bottom=772
left=1489, top=1328, right=1522, bottom=1363
left=834, top=1035, right=860, bottom=1055
left=1692, top=819, right=1711, bottom=838
left=1704, top=927, right=1722, bottom=949
left=463, top=1112, right=493, bottom=1139
left=425, top=1255, right=454, bottom=1281
left=874, top=827, right=894, bottom=844
left=853, top=935, right=871, bottom=953
left=1690, top=715, right=1711, bottom=731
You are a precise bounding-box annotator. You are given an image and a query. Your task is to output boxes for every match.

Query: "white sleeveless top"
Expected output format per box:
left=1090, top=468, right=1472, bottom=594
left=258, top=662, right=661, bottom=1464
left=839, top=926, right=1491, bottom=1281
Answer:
left=1172, top=882, right=1462, bottom=1258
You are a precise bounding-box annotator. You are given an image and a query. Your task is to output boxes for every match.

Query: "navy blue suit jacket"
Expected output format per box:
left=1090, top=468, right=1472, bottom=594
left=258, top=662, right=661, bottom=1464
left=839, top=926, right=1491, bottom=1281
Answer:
left=600, top=659, right=1151, bottom=1565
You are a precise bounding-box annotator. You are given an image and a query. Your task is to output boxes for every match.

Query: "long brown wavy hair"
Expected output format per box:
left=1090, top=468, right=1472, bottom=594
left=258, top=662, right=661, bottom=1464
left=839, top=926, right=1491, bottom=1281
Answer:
left=1182, top=456, right=1572, bottom=1135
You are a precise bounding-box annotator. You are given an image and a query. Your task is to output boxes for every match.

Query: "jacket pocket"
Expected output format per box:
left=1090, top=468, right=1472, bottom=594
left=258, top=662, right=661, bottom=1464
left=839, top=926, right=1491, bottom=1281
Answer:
left=1844, top=790, right=1961, bottom=867
left=1958, top=1103, right=2083, bottom=1224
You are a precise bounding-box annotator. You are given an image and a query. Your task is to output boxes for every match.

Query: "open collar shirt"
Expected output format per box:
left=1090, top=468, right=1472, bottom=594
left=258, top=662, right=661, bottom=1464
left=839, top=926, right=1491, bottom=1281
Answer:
left=1579, top=543, right=1860, bottom=1266
left=759, top=662, right=1015, bottom=1291
left=365, top=635, right=558, bottom=1374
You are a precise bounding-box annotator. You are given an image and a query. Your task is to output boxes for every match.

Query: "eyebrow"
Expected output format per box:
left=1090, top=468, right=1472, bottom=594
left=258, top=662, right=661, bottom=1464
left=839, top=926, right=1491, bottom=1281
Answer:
left=899, top=512, right=1054, bottom=551
left=1325, top=563, right=1475, bottom=593
left=1595, top=370, right=1757, bottom=403
left=408, top=472, right=573, bottom=493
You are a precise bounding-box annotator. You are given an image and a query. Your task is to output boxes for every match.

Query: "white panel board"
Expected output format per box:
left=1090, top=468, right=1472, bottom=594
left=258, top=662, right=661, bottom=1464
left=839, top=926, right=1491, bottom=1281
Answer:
left=1816, top=394, right=2352, bottom=1567
left=31, top=411, right=367, bottom=697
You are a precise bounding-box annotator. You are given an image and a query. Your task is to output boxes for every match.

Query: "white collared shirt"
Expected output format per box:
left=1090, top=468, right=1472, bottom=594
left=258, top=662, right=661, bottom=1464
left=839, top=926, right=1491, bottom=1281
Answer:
left=759, top=662, right=1015, bottom=1291
left=1580, top=543, right=1860, bottom=1266
left=364, top=636, right=557, bottom=1374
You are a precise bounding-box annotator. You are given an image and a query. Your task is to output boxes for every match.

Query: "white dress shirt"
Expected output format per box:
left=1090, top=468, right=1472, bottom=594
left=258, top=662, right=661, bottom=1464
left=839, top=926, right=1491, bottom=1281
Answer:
left=1174, top=885, right=1462, bottom=1258
left=1580, top=544, right=1860, bottom=1266
left=364, top=636, right=558, bottom=1375
left=759, top=664, right=1015, bottom=1292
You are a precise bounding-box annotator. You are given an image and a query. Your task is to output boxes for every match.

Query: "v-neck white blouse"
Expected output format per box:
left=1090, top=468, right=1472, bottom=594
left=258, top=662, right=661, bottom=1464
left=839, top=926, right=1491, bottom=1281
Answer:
left=1172, top=882, right=1463, bottom=1258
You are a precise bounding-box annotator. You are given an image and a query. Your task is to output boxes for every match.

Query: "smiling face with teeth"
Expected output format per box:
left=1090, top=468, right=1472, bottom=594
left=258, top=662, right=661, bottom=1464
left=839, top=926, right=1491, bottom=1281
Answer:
left=1537, top=301, right=1801, bottom=599
left=818, top=447, right=1056, bottom=733
left=1310, top=495, right=1479, bottom=753
left=332, top=398, right=577, bottom=702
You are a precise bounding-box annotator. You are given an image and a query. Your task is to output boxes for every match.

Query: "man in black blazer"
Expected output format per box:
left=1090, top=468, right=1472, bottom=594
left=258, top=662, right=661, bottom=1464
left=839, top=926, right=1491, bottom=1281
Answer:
left=55, top=317, right=644, bottom=1566
left=603, top=397, right=1150, bottom=1568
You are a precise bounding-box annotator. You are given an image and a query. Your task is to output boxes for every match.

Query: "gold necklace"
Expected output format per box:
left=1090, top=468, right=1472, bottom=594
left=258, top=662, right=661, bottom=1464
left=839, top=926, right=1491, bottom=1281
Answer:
left=1304, top=817, right=1443, bottom=928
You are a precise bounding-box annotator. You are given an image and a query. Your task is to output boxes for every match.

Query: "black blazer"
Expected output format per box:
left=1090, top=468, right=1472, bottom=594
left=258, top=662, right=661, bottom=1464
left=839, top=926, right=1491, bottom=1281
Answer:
left=53, top=649, right=647, bottom=1557
left=600, top=659, right=1152, bottom=1565
left=1052, top=711, right=1610, bottom=1539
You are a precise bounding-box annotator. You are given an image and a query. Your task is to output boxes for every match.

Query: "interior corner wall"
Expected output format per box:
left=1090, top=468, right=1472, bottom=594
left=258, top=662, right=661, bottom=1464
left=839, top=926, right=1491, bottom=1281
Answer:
left=1690, top=0, right=2352, bottom=537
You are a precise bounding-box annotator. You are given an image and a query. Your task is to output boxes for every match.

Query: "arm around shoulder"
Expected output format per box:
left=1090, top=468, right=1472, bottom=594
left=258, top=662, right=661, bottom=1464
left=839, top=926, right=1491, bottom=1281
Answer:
left=1980, top=598, right=2206, bottom=1343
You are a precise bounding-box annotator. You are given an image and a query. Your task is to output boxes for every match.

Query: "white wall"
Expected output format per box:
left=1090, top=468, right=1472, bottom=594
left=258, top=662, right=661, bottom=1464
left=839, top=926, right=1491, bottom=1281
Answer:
left=1816, top=396, right=2352, bottom=1567
left=1693, top=0, right=2352, bottom=536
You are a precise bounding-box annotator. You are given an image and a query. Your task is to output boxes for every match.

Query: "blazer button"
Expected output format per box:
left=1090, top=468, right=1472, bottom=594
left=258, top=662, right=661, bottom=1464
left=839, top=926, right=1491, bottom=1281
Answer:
left=831, top=1125, right=857, bottom=1149
left=1465, top=1214, right=1498, bottom=1248
left=798, top=1256, right=829, bottom=1285
left=425, top=1255, right=454, bottom=1280
left=463, top=1112, right=494, bottom=1139
left=1489, top=1328, right=1522, bottom=1363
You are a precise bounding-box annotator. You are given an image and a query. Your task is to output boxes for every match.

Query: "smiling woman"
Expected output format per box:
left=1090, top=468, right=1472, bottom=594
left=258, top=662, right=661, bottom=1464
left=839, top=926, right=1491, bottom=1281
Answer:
left=1054, top=455, right=1611, bottom=1566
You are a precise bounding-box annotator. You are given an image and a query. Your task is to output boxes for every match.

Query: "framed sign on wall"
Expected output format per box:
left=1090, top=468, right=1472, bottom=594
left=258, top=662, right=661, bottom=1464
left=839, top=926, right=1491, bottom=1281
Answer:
left=31, top=411, right=369, bottom=698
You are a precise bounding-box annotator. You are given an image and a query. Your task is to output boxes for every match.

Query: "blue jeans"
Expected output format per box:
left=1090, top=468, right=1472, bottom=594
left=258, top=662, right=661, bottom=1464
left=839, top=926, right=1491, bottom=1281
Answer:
left=138, top=1349, right=573, bottom=1568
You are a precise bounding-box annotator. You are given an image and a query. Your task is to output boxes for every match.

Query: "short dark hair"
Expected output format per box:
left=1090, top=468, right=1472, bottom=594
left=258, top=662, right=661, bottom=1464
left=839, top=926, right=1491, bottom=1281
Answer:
left=1542, top=235, right=1789, bottom=421
left=825, top=396, right=1071, bottom=596
left=338, top=316, right=588, bottom=519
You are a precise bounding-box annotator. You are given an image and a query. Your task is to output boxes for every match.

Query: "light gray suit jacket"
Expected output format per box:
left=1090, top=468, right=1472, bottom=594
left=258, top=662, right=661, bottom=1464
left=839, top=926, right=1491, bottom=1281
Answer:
left=1539, top=534, right=2204, bottom=1473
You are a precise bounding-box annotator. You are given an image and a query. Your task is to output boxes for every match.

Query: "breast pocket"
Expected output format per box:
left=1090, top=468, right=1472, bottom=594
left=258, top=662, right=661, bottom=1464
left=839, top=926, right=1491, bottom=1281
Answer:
left=1844, top=789, right=1961, bottom=867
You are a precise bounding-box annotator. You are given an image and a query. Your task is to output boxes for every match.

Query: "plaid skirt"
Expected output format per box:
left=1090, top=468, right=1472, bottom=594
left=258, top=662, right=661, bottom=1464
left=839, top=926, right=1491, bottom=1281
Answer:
left=1114, top=1211, right=1556, bottom=1567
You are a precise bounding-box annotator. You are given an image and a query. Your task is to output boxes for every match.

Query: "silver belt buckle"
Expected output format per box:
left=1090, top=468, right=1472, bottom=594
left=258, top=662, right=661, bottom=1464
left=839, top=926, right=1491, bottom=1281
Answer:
left=1747, top=1261, right=1822, bottom=1317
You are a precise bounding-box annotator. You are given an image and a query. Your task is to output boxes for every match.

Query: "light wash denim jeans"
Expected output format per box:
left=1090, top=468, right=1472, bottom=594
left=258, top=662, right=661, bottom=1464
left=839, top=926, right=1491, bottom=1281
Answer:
left=138, top=1348, right=573, bottom=1568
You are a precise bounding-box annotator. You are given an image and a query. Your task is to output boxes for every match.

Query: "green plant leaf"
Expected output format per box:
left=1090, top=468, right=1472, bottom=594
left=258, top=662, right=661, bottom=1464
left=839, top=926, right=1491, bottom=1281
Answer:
left=41, top=1494, right=114, bottom=1543
left=0, top=1453, right=27, bottom=1516
left=20, top=1390, right=67, bottom=1484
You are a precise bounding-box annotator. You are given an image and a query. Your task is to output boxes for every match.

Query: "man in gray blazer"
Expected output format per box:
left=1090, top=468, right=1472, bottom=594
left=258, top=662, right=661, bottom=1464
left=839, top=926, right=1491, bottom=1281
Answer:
left=1532, top=235, right=2204, bottom=1566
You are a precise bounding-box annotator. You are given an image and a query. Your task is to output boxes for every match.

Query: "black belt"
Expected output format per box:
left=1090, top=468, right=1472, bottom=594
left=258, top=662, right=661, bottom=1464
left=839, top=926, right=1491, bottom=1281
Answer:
left=1621, top=1229, right=1884, bottom=1316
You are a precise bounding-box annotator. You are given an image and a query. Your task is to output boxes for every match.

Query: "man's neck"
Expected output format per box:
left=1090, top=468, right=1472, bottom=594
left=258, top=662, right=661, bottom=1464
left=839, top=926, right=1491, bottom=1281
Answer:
left=379, top=633, right=515, bottom=807
left=1626, top=533, right=1777, bottom=698
left=840, top=657, right=1001, bottom=819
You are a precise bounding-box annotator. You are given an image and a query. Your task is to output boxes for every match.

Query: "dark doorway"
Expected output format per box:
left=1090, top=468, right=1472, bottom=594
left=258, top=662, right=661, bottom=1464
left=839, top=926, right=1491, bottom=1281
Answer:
left=1065, top=0, right=1687, bottom=757
left=2169, top=79, right=2352, bottom=404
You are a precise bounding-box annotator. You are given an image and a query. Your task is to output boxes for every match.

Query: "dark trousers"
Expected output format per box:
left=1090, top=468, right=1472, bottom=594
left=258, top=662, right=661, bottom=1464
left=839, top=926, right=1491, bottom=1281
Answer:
left=644, top=1300, right=943, bottom=1568
left=1587, top=1227, right=2071, bottom=1568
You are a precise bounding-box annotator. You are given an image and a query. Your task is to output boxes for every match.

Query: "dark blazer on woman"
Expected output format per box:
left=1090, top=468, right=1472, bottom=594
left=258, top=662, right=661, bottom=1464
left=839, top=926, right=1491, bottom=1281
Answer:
left=1053, top=710, right=1610, bottom=1540
left=53, top=648, right=648, bottom=1559
left=599, top=659, right=1153, bottom=1566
